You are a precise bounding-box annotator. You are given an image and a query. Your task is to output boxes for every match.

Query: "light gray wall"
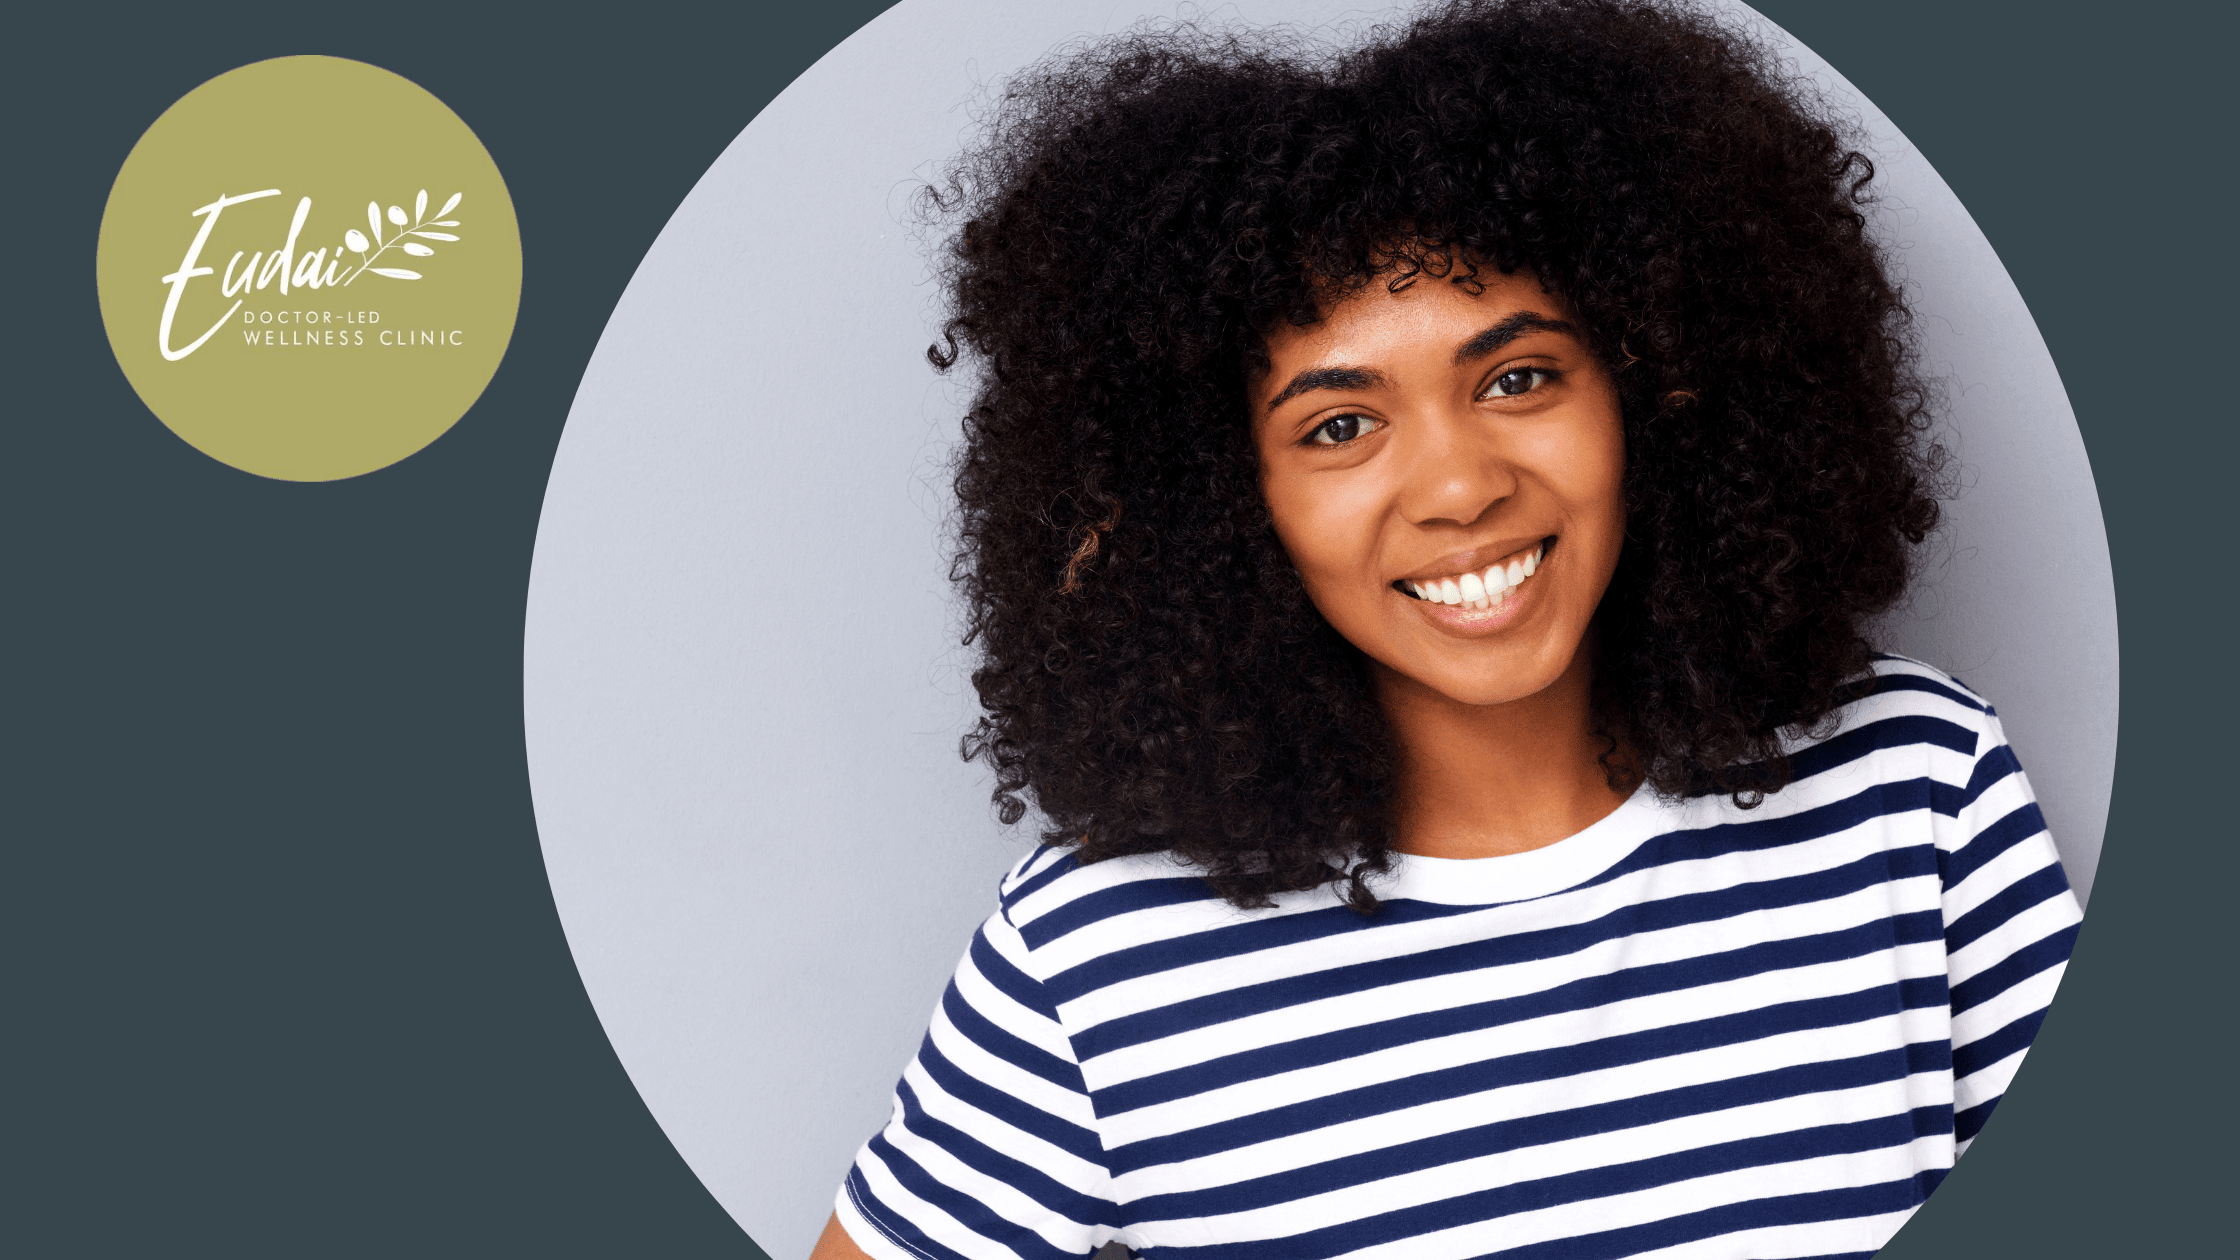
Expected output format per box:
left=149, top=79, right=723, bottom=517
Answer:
left=521, top=3, right=2116, bottom=1256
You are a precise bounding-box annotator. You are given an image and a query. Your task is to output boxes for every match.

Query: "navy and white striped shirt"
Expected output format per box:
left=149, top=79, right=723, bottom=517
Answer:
left=837, top=657, right=2081, bottom=1260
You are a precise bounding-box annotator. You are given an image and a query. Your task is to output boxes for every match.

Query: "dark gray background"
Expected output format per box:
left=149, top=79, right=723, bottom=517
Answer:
left=4, top=2, right=2227, bottom=1257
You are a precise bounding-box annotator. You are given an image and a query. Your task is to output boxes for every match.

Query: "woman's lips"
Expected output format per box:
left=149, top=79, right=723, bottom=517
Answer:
left=1395, top=538, right=1551, bottom=607
left=1394, top=538, right=1553, bottom=637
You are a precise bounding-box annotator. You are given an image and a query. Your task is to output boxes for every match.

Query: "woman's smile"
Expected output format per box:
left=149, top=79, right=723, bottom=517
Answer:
left=1396, top=536, right=1552, bottom=633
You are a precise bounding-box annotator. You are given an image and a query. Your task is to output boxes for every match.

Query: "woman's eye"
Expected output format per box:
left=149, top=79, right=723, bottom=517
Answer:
left=1484, top=367, right=1554, bottom=398
left=1308, top=414, right=1381, bottom=446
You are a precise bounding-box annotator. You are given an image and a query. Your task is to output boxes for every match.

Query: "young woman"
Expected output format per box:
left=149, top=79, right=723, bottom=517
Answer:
left=811, top=2, right=2080, bottom=1257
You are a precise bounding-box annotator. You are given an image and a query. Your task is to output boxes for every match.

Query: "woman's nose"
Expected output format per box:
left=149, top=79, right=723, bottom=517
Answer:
left=1395, top=411, right=1518, bottom=528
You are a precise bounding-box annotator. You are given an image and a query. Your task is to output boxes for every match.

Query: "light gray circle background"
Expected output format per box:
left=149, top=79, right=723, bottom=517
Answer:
left=522, top=2, right=2117, bottom=1256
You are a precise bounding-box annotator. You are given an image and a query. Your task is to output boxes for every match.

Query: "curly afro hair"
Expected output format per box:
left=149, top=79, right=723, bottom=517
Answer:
left=929, top=0, right=1943, bottom=910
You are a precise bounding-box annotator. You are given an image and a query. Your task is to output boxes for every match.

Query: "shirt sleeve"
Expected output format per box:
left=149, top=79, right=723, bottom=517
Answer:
left=1935, top=699, right=2085, bottom=1157
left=835, top=896, right=1119, bottom=1260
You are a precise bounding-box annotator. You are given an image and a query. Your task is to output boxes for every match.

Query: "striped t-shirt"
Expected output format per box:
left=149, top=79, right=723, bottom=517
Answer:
left=836, top=657, right=2082, bottom=1260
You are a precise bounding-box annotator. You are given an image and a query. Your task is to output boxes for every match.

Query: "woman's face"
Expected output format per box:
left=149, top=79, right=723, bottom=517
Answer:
left=1250, top=270, right=1626, bottom=709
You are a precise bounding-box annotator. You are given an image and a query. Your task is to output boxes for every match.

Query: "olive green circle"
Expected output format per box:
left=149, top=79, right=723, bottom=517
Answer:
left=96, top=56, right=522, bottom=481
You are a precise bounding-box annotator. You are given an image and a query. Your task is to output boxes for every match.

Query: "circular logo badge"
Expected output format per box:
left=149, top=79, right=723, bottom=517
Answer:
left=96, top=56, right=522, bottom=481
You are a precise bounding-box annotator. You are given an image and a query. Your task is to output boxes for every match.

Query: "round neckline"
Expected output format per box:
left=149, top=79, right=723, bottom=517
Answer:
left=1374, top=781, right=1674, bottom=906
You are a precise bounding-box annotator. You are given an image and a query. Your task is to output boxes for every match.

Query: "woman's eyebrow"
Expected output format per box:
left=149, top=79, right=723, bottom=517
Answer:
left=1264, top=365, right=1387, bottom=412
left=1454, top=312, right=1578, bottom=363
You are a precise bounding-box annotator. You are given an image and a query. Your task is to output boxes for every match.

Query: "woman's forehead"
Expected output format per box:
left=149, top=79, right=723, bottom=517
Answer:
left=1259, top=271, right=1573, bottom=373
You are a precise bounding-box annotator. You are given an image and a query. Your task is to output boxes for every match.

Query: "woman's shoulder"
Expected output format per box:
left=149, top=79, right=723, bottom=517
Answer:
left=1857, top=652, right=1995, bottom=714
left=987, top=844, right=1316, bottom=972
left=1774, top=653, right=2008, bottom=791
left=1838, top=653, right=1994, bottom=733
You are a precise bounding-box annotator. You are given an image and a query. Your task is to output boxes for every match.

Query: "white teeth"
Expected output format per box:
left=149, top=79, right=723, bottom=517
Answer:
left=1407, top=542, right=1548, bottom=609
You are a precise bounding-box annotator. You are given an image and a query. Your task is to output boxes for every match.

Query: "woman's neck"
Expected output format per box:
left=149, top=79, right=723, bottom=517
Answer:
left=1373, top=644, right=1632, bottom=859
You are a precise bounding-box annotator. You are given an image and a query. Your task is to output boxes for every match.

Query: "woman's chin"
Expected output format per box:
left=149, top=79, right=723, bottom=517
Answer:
left=1371, top=650, right=1576, bottom=712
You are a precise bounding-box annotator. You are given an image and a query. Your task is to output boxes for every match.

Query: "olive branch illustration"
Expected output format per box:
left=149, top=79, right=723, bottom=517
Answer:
left=340, top=189, right=463, bottom=285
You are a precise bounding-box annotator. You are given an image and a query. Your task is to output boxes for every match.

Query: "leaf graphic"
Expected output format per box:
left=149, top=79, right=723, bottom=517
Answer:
left=436, top=192, right=463, bottom=219
left=415, top=189, right=428, bottom=221
left=369, top=267, right=422, bottom=279
left=344, top=229, right=371, bottom=252
left=401, top=243, right=434, bottom=257
left=368, top=201, right=385, bottom=246
left=387, top=205, right=408, bottom=226
left=430, top=221, right=460, bottom=227
left=410, top=231, right=459, bottom=241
